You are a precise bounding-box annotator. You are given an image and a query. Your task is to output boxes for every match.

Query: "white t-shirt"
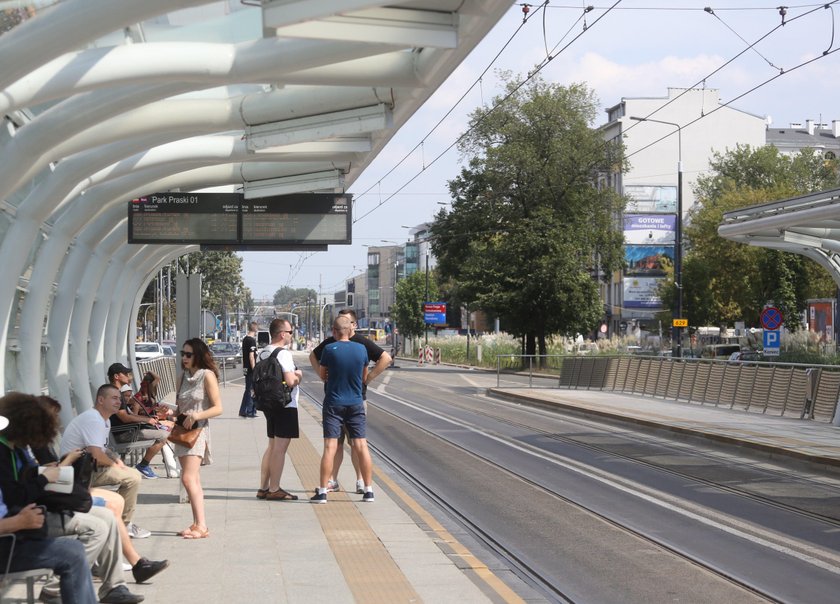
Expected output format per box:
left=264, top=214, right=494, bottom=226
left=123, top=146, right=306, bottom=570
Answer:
left=60, top=407, right=110, bottom=457
left=257, top=344, right=299, bottom=408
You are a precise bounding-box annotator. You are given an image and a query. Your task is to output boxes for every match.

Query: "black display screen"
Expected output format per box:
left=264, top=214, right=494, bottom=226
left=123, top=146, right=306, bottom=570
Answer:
left=128, top=192, right=352, bottom=247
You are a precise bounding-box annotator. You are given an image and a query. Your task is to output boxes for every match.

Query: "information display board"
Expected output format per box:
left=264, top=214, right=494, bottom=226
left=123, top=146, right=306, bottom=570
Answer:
left=242, top=194, right=351, bottom=245
left=129, top=193, right=239, bottom=244
left=128, top=192, right=352, bottom=247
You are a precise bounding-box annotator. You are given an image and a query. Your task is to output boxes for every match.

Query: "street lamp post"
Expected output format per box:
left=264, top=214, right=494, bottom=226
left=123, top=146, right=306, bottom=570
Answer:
left=630, top=116, right=683, bottom=357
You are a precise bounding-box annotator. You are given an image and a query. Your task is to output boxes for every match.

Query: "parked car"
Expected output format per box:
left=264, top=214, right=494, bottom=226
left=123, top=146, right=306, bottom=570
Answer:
left=161, top=345, right=176, bottom=357
left=210, top=342, right=241, bottom=368
left=134, top=342, right=164, bottom=360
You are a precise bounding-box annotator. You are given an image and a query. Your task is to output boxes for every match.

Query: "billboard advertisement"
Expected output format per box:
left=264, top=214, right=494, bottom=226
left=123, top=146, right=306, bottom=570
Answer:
left=623, top=277, right=664, bottom=309
left=625, top=245, right=675, bottom=276
left=624, top=185, right=677, bottom=213
left=623, top=214, right=676, bottom=245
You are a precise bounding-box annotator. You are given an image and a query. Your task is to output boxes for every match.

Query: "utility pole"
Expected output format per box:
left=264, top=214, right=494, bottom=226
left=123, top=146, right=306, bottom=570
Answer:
left=424, top=251, right=429, bottom=346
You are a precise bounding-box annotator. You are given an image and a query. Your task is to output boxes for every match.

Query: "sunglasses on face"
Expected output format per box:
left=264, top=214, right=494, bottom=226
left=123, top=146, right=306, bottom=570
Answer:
left=180, top=351, right=194, bottom=358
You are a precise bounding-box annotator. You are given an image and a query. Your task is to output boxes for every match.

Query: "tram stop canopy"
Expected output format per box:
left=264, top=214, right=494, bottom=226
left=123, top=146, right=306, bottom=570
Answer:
left=0, top=0, right=513, bottom=415
left=718, top=187, right=840, bottom=288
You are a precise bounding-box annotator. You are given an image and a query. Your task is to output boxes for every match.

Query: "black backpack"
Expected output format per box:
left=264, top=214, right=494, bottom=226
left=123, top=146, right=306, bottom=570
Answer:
left=252, top=347, right=293, bottom=412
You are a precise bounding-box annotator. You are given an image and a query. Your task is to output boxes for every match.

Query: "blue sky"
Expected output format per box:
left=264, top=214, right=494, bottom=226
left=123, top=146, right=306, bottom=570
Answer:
left=240, top=1, right=840, bottom=300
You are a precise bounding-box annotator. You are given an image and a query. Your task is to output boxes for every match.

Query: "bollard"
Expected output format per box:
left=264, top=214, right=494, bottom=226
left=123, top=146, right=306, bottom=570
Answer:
left=418, top=347, right=424, bottom=366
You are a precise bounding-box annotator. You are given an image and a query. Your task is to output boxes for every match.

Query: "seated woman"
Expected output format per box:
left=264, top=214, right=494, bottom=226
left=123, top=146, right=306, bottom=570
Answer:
left=0, top=489, right=97, bottom=604
left=0, top=410, right=97, bottom=604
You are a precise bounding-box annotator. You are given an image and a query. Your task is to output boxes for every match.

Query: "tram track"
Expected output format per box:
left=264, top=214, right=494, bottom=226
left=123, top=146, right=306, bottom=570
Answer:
left=392, top=368, right=840, bottom=528
left=298, top=384, right=573, bottom=603
left=299, top=381, right=783, bottom=602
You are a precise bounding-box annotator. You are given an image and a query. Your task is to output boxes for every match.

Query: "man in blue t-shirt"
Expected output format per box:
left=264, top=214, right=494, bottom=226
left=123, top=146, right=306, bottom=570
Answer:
left=311, top=315, right=374, bottom=503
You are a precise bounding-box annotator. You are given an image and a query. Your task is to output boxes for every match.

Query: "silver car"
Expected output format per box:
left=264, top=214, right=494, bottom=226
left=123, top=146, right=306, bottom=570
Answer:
left=210, top=342, right=241, bottom=368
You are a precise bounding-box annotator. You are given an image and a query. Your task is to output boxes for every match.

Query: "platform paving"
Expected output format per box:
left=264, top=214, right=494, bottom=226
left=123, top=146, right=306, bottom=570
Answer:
left=488, top=386, right=840, bottom=471
left=5, top=356, right=516, bottom=604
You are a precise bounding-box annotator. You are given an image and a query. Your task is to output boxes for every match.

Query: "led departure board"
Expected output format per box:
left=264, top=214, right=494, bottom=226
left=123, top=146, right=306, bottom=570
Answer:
left=242, top=194, right=351, bottom=245
left=129, top=193, right=239, bottom=244
left=128, top=192, right=352, bottom=247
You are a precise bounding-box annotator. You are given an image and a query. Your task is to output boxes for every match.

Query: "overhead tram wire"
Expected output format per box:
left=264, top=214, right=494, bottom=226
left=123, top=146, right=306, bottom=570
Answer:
left=627, top=45, right=840, bottom=163
left=353, top=0, right=624, bottom=224
left=350, top=2, right=549, bottom=218
left=620, top=0, right=839, bottom=150
left=538, top=3, right=832, bottom=11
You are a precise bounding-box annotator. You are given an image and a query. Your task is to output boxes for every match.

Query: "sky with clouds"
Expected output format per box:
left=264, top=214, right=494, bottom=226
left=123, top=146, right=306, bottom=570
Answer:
left=240, top=1, right=840, bottom=301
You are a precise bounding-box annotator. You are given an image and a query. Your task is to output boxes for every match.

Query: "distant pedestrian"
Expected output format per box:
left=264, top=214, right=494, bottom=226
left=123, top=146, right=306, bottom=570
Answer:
left=255, top=319, right=301, bottom=501
left=311, top=315, right=374, bottom=503
left=174, top=338, right=223, bottom=539
left=239, top=322, right=258, bottom=418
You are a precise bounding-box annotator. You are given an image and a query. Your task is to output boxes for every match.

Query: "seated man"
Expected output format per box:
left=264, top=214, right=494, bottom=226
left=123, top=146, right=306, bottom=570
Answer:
left=108, top=363, right=170, bottom=480
left=60, top=384, right=150, bottom=540
left=32, top=397, right=169, bottom=586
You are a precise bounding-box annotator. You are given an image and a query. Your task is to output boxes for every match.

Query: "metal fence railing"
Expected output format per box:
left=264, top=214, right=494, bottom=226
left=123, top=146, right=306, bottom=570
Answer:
left=136, top=357, right=177, bottom=401
left=496, top=354, right=840, bottom=423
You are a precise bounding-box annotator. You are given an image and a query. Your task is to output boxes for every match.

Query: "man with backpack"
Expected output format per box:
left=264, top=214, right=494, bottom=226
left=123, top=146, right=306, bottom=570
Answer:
left=252, top=318, right=302, bottom=501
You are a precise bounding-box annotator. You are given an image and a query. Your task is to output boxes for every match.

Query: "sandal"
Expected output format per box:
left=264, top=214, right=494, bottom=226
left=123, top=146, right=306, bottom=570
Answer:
left=178, top=524, right=198, bottom=537
left=183, top=525, right=209, bottom=539
left=265, top=488, right=298, bottom=501
left=256, top=488, right=268, bottom=499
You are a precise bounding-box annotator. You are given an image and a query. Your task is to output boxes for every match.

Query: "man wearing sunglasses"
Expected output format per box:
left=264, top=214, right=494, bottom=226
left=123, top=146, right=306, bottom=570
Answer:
left=254, top=319, right=302, bottom=501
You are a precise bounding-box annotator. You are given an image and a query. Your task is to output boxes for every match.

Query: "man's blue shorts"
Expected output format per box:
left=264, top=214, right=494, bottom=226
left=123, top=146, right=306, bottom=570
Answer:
left=322, top=404, right=366, bottom=439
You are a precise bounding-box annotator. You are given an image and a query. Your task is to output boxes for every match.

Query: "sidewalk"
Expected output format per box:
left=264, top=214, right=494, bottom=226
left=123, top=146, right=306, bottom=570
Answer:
left=7, top=359, right=518, bottom=603
left=488, top=386, right=840, bottom=471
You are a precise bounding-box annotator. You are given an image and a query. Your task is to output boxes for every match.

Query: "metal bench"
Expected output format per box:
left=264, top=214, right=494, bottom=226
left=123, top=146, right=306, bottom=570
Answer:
left=0, top=533, right=52, bottom=604
left=108, top=424, right=157, bottom=467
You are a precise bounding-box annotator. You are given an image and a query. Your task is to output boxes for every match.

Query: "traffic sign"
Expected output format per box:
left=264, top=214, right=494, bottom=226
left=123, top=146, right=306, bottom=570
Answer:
left=423, top=302, right=446, bottom=324
left=672, top=318, right=688, bottom=328
left=763, top=329, right=780, bottom=356
left=760, top=307, right=783, bottom=330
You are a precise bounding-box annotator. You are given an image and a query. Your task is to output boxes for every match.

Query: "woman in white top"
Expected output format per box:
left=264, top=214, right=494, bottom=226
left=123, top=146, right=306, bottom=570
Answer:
left=175, top=338, right=222, bottom=539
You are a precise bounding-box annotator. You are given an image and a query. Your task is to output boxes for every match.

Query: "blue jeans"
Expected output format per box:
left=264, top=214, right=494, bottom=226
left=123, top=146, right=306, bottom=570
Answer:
left=1, top=536, right=97, bottom=604
left=239, top=372, right=255, bottom=416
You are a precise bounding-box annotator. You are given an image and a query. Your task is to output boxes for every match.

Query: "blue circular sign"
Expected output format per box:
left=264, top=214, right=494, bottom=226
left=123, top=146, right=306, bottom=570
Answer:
left=760, top=307, right=783, bottom=330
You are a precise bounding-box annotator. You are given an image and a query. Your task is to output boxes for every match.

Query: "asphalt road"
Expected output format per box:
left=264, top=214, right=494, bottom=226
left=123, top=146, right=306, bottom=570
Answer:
left=325, top=362, right=840, bottom=604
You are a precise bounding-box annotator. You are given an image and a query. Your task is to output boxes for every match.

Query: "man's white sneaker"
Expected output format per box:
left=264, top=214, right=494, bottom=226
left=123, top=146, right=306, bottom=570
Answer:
left=355, top=479, right=364, bottom=494
left=126, top=522, right=151, bottom=539
left=326, top=479, right=340, bottom=492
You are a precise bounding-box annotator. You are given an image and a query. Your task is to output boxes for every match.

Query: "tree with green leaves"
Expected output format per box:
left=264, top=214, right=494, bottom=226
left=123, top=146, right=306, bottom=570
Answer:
left=658, top=145, right=839, bottom=330
left=273, top=286, right=317, bottom=306
left=431, top=73, right=625, bottom=357
left=178, top=251, right=250, bottom=325
left=392, top=270, right=440, bottom=339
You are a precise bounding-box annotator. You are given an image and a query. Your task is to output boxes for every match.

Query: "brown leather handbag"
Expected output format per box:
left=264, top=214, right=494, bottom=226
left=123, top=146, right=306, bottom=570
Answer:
left=167, top=414, right=205, bottom=448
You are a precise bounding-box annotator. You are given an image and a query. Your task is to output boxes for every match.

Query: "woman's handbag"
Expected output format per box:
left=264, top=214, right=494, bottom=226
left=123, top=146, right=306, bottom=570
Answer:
left=168, top=414, right=206, bottom=448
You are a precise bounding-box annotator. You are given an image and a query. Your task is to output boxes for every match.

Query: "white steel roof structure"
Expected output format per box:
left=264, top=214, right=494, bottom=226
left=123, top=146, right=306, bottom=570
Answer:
left=718, top=187, right=840, bottom=287
left=0, top=0, right=513, bottom=414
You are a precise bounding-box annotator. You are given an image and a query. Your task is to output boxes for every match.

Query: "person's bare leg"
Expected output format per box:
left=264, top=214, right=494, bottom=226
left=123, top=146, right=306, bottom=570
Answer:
left=268, top=437, right=291, bottom=491
left=320, top=439, right=338, bottom=489
left=351, top=438, right=373, bottom=487
left=330, top=430, right=345, bottom=483
left=91, top=488, right=140, bottom=565
left=260, top=441, right=272, bottom=491
left=179, top=455, right=207, bottom=535
left=141, top=441, right=165, bottom=465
